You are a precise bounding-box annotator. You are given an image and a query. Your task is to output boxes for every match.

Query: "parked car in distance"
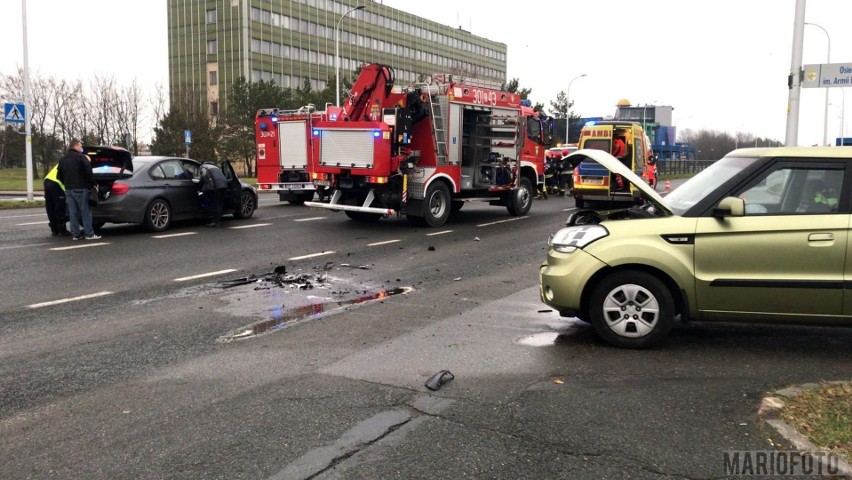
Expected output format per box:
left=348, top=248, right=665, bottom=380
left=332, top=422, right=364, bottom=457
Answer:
left=85, top=146, right=258, bottom=232
left=540, top=146, right=852, bottom=348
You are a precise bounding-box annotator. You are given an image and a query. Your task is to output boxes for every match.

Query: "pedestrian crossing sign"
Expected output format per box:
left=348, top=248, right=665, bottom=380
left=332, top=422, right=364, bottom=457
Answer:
left=4, top=103, right=25, bottom=124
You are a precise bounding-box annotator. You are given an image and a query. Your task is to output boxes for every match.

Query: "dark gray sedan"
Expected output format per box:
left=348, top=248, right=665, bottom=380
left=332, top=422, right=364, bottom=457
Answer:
left=86, top=146, right=257, bottom=232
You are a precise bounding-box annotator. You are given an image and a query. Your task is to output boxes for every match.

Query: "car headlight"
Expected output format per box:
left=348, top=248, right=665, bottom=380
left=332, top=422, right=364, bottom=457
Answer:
left=548, top=225, right=609, bottom=253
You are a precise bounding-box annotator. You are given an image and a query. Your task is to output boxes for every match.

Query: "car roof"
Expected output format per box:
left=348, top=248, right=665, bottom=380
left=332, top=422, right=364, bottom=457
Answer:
left=133, top=156, right=196, bottom=163
left=726, top=147, right=852, bottom=160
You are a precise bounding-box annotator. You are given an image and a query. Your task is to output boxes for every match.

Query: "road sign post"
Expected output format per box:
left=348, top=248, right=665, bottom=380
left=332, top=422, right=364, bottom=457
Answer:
left=184, top=130, right=192, bottom=158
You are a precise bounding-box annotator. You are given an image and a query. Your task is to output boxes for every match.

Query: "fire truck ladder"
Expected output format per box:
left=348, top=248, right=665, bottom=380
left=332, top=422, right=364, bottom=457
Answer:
left=421, top=85, right=448, bottom=164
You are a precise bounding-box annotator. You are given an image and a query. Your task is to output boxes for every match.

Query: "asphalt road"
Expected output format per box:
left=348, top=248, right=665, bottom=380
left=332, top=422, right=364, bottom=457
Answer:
left=1, top=188, right=850, bottom=479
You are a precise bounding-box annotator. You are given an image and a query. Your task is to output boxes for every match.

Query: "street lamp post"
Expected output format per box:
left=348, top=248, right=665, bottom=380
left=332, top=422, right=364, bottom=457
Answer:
left=565, top=74, right=587, bottom=144
left=22, top=0, right=34, bottom=201
left=335, top=5, right=365, bottom=107
left=806, top=22, right=830, bottom=146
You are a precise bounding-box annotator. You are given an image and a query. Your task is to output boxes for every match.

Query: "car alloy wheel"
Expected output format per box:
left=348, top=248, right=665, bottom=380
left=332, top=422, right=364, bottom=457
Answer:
left=144, top=198, right=172, bottom=232
left=589, top=270, right=675, bottom=348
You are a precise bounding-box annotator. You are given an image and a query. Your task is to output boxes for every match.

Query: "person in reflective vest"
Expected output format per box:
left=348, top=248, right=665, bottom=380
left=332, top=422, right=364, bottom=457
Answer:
left=44, top=163, right=70, bottom=236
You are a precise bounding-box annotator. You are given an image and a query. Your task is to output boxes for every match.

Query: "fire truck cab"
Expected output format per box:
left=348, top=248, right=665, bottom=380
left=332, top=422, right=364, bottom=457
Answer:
left=304, top=64, right=553, bottom=227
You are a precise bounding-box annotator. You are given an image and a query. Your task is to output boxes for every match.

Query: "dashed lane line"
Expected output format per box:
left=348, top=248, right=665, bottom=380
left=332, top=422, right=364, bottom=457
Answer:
left=476, top=216, right=528, bottom=227
left=152, top=232, right=197, bottom=239
left=49, top=242, right=109, bottom=251
left=367, top=239, right=401, bottom=247
left=294, top=217, right=327, bottom=222
left=229, top=223, right=272, bottom=229
left=173, top=269, right=238, bottom=282
left=27, top=291, right=114, bottom=309
left=426, top=230, right=453, bottom=236
left=288, top=251, right=336, bottom=261
left=16, top=221, right=49, bottom=226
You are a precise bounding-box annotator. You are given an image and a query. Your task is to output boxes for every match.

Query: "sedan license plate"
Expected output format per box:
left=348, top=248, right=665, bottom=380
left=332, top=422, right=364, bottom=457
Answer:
left=582, top=177, right=604, bottom=185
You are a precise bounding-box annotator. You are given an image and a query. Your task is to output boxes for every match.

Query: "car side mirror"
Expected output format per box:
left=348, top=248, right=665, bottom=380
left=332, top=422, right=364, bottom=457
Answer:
left=713, top=196, right=745, bottom=218
left=192, top=177, right=200, bottom=185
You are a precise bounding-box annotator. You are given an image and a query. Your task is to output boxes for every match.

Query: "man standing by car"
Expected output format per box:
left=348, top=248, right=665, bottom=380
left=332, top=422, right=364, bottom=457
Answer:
left=57, top=140, right=100, bottom=240
left=199, top=161, right=228, bottom=227
left=43, top=162, right=70, bottom=236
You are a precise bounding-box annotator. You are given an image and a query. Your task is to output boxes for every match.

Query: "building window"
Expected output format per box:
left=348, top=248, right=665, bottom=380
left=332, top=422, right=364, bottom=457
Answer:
left=207, top=40, right=217, bottom=55
left=209, top=71, right=218, bottom=85
left=210, top=101, right=219, bottom=116
left=206, top=9, right=217, bottom=24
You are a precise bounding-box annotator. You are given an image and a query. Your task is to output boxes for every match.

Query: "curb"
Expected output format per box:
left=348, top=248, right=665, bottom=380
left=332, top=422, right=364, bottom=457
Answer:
left=759, top=381, right=852, bottom=477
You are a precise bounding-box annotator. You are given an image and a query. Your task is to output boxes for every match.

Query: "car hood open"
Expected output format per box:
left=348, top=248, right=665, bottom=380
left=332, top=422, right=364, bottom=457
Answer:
left=84, top=145, right=133, bottom=173
left=565, top=149, right=672, bottom=215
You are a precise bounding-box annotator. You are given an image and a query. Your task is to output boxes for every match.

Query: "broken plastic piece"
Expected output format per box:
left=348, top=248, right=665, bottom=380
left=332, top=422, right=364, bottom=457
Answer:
left=425, top=370, right=454, bottom=391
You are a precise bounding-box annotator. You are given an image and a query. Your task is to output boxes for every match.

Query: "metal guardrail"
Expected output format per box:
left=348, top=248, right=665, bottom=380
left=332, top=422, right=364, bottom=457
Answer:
left=657, top=159, right=715, bottom=176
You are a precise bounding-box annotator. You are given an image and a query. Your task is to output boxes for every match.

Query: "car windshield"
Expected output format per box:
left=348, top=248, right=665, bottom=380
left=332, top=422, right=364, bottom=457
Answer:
left=664, top=156, right=760, bottom=215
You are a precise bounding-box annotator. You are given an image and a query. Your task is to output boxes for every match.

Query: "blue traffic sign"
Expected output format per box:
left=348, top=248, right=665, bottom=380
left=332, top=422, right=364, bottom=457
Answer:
left=184, top=130, right=192, bottom=145
left=4, top=103, right=25, bottom=124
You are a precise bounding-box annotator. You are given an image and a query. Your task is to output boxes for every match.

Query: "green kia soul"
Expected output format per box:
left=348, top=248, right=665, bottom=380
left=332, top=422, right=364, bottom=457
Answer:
left=539, top=147, right=852, bottom=348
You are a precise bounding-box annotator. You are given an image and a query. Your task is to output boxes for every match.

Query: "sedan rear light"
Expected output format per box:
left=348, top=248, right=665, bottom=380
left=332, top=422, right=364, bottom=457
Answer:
left=111, top=183, right=130, bottom=195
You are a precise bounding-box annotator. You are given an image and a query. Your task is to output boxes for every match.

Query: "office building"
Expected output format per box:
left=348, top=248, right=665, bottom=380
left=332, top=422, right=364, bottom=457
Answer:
left=167, top=0, right=507, bottom=119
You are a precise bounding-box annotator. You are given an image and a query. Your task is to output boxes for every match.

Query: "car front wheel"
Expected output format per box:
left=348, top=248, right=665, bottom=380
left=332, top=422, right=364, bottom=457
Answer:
left=588, top=270, right=674, bottom=348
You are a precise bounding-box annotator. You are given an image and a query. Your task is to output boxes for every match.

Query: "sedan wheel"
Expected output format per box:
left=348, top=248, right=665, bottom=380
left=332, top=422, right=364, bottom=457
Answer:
left=588, top=270, right=674, bottom=348
left=143, top=198, right=172, bottom=232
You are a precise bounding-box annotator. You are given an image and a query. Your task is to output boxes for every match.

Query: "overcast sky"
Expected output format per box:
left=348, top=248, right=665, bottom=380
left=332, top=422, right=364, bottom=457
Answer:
left=1, top=0, right=850, bottom=147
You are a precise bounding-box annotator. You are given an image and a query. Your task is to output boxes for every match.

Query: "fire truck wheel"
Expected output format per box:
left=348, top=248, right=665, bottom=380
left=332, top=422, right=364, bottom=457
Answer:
left=507, top=177, right=533, bottom=216
left=423, top=182, right=451, bottom=227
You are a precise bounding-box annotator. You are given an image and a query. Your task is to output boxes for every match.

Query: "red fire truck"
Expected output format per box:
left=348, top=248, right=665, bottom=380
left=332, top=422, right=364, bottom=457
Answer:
left=255, top=105, right=322, bottom=204
left=302, top=63, right=553, bottom=227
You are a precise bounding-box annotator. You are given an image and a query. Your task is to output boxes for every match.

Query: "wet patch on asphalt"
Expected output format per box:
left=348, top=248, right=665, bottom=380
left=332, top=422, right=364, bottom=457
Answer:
left=212, top=264, right=411, bottom=342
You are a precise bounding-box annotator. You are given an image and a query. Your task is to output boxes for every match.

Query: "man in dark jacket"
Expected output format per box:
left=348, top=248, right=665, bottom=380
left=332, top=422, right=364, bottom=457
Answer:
left=199, top=161, right=228, bottom=227
left=57, top=140, right=100, bottom=240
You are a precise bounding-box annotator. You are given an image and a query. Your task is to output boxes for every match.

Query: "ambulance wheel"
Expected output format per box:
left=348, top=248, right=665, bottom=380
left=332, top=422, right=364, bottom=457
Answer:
left=423, top=182, right=451, bottom=227
left=507, top=177, right=533, bottom=216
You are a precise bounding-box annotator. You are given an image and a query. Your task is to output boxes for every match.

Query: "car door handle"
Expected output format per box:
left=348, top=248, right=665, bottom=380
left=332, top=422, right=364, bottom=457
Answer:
left=808, top=233, right=834, bottom=242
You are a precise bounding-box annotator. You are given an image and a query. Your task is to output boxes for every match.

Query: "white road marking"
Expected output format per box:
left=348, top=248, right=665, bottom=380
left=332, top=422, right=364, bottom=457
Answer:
left=16, top=221, right=49, bottom=226
left=426, top=230, right=453, bottom=236
left=367, top=239, right=401, bottom=247
left=173, top=269, right=238, bottom=282
left=3, top=213, right=46, bottom=219
left=288, top=251, right=336, bottom=261
left=229, top=223, right=272, bottom=229
left=49, top=242, right=109, bottom=251
left=0, top=243, right=51, bottom=250
left=152, top=232, right=198, bottom=239
left=476, top=217, right=528, bottom=227
left=27, top=291, right=114, bottom=309
left=294, top=217, right=327, bottom=222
